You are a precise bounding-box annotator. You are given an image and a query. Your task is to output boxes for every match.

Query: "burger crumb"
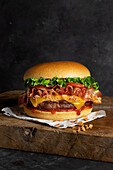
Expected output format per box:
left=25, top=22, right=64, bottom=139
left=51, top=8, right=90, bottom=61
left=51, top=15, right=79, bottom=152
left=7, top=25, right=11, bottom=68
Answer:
left=83, top=117, right=89, bottom=121
left=55, top=123, right=60, bottom=127
left=77, top=127, right=81, bottom=133
left=70, top=120, right=76, bottom=123
left=78, top=121, right=84, bottom=126
left=89, top=124, right=93, bottom=129
left=72, top=126, right=76, bottom=129
left=85, top=125, right=89, bottom=129
left=17, top=113, right=22, bottom=116
left=72, top=130, right=77, bottom=133
left=81, top=126, right=86, bottom=131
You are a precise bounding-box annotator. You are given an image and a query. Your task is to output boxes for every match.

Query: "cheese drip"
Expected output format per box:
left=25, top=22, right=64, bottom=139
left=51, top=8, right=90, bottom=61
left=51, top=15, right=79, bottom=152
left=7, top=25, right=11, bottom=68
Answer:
left=30, top=95, right=85, bottom=110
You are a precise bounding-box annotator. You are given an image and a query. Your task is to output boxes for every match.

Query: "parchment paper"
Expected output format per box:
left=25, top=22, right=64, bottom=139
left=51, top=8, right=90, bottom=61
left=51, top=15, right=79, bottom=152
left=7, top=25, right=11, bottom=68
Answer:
left=1, top=106, right=106, bottom=128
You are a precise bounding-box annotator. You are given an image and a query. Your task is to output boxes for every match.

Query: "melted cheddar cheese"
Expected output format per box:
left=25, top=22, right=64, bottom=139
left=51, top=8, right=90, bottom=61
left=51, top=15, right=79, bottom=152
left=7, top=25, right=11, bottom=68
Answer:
left=30, top=95, right=85, bottom=110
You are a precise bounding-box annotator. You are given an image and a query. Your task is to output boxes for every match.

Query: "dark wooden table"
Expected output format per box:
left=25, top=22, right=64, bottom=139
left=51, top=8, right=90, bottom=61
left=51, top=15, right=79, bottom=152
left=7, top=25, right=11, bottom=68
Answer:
left=0, top=91, right=113, bottom=169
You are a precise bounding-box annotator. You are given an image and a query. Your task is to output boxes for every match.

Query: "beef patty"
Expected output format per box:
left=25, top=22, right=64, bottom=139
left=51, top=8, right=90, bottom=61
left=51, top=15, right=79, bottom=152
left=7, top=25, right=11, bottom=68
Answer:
left=27, top=100, right=92, bottom=110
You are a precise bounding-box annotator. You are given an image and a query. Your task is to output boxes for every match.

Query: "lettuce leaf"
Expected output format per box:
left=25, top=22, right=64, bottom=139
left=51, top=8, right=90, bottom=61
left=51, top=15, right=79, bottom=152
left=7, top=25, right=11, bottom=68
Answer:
left=24, top=76, right=99, bottom=90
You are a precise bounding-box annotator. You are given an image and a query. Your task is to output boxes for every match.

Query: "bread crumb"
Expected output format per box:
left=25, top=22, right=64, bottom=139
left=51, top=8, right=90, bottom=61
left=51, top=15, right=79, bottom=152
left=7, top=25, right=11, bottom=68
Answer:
left=17, top=113, right=21, bottom=116
left=81, top=126, right=86, bottom=131
left=85, top=124, right=89, bottom=129
left=89, top=124, right=93, bottom=129
left=78, top=121, right=84, bottom=126
left=73, top=130, right=77, bottom=133
left=70, top=120, right=76, bottom=123
left=54, top=123, right=60, bottom=127
left=71, top=123, right=93, bottom=133
left=83, top=117, right=89, bottom=121
left=77, top=127, right=81, bottom=133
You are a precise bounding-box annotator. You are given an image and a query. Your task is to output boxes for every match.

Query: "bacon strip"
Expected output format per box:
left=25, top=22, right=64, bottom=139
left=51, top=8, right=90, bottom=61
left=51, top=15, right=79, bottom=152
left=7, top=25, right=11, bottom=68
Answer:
left=18, top=84, right=102, bottom=107
left=43, top=90, right=49, bottom=96
left=27, top=85, right=102, bottom=103
left=66, top=85, right=74, bottom=95
left=84, top=88, right=102, bottom=104
left=49, top=89, right=58, bottom=95
left=18, top=92, right=28, bottom=107
left=52, top=84, right=65, bottom=95
left=37, top=89, right=43, bottom=97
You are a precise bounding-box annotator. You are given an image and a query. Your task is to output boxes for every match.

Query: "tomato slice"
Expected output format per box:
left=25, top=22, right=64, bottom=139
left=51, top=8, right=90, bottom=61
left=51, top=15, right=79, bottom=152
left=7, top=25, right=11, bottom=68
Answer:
left=66, top=82, right=85, bottom=88
left=34, top=85, right=52, bottom=89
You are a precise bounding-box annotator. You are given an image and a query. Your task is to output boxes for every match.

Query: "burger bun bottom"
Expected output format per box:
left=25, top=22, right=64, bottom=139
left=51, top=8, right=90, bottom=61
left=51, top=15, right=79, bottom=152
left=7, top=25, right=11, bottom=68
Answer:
left=24, top=106, right=93, bottom=120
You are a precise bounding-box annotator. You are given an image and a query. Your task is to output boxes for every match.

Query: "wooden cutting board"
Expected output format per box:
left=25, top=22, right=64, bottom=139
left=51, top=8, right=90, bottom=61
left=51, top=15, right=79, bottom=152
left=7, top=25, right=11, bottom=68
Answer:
left=0, top=90, right=113, bottom=162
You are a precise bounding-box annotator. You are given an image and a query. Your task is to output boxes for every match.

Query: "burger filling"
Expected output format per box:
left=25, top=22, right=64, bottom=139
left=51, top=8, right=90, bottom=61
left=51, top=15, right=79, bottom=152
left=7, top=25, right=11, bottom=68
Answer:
left=27, top=100, right=92, bottom=110
left=18, top=76, right=102, bottom=115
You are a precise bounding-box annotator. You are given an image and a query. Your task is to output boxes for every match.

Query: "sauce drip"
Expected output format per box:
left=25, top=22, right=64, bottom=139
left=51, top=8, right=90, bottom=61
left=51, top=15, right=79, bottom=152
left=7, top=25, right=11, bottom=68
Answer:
left=28, top=105, right=92, bottom=115
left=31, top=108, right=36, bottom=113
left=40, top=105, right=92, bottom=115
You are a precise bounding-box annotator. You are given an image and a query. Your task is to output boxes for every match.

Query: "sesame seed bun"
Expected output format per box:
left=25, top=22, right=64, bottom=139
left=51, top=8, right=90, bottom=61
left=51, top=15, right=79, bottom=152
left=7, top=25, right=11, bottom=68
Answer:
left=24, top=61, right=91, bottom=80
left=24, top=106, right=92, bottom=120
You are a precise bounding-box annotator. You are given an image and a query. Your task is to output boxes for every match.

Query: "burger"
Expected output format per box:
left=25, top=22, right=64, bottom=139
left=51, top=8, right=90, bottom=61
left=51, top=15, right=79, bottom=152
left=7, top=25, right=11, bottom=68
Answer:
left=18, top=61, right=102, bottom=120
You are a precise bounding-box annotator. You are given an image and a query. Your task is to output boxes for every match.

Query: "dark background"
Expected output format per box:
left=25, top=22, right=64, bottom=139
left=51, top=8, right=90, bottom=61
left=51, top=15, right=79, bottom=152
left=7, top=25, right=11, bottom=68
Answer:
left=0, top=0, right=113, bottom=95
left=0, top=0, right=113, bottom=169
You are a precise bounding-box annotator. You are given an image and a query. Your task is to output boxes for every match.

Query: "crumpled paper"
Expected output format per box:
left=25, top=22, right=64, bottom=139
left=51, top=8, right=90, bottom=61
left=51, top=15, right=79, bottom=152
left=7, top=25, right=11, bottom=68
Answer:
left=1, top=106, right=106, bottom=128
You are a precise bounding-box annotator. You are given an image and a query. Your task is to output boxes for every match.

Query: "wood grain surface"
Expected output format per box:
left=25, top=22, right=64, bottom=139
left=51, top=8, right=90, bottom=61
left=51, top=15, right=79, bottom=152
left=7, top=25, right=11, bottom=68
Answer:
left=0, top=91, right=113, bottom=162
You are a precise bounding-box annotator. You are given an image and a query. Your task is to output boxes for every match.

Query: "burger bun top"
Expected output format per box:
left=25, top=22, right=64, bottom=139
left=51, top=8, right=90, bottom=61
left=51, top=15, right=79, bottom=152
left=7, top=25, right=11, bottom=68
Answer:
left=24, top=61, right=91, bottom=80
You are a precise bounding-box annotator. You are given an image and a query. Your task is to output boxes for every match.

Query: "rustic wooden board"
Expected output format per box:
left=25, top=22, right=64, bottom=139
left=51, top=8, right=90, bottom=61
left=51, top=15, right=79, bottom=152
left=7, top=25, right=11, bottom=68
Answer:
left=0, top=91, right=113, bottom=162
